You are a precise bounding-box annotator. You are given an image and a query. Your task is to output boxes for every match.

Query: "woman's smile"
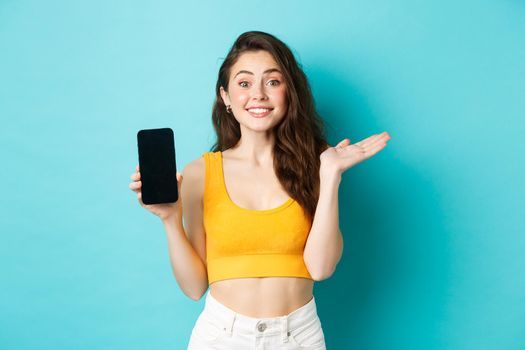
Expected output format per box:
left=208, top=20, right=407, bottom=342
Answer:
left=246, top=107, right=273, bottom=118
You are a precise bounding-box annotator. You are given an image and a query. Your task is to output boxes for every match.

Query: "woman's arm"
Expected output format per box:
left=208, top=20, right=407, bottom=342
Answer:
left=162, top=217, right=209, bottom=300
left=162, top=158, right=209, bottom=301
left=303, top=173, right=343, bottom=281
left=304, top=132, right=391, bottom=280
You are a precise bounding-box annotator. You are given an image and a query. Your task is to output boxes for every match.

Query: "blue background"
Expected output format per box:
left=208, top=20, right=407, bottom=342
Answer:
left=1, top=0, right=524, bottom=349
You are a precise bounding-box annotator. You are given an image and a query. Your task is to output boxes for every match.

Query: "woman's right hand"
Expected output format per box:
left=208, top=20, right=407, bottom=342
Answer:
left=129, top=165, right=182, bottom=222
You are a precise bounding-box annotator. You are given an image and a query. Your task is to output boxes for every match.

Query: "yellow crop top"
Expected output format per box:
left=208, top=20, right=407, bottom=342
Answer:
left=202, top=151, right=314, bottom=285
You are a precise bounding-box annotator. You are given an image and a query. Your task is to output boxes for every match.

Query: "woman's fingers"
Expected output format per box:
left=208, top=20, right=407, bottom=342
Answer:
left=129, top=166, right=141, bottom=193
left=353, top=132, right=391, bottom=158
left=335, top=138, right=351, bottom=149
left=130, top=171, right=141, bottom=181
left=129, top=180, right=141, bottom=192
left=131, top=165, right=145, bottom=206
left=354, top=132, right=390, bottom=150
left=137, top=191, right=146, bottom=206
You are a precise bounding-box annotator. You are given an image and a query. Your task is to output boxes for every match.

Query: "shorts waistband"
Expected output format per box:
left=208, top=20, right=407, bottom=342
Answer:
left=202, top=290, right=319, bottom=340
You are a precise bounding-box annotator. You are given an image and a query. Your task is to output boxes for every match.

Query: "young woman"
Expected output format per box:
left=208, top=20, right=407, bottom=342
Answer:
left=129, top=31, right=391, bottom=350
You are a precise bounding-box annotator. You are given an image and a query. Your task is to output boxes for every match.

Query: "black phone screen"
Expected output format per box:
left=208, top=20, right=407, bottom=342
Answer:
left=137, top=127, right=178, bottom=205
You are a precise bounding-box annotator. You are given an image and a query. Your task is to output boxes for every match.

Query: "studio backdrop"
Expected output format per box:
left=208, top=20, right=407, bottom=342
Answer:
left=1, top=0, right=524, bottom=349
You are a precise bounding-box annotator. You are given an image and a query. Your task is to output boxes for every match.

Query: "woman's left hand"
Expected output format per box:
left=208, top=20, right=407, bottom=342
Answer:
left=320, top=131, right=392, bottom=178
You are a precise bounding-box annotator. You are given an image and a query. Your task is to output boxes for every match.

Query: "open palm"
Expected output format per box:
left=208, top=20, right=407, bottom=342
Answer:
left=320, top=131, right=391, bottom=175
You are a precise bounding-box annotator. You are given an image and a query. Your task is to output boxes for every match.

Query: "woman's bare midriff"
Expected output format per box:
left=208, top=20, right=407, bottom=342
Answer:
left=209, top=276, right=314, bottom=318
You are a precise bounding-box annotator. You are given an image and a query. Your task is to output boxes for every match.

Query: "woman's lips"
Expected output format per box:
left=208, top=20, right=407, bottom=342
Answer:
left=247, top=108, right=273, bottom=118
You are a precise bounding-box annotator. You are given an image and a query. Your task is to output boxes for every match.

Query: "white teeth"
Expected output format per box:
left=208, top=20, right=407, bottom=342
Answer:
left=248, top=108, right=271, bottom=113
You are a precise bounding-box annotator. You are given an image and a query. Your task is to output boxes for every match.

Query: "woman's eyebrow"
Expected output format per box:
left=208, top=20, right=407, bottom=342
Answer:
left=234, top=68, right=282, bottom=78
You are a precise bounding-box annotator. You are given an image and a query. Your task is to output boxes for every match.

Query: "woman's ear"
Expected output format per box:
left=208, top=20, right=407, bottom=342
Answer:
left=219, top=86, right=230, bottom=106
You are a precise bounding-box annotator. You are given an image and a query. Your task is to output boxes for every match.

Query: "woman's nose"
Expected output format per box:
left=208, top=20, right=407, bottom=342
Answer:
left=251, top=82, right=268, bottom=99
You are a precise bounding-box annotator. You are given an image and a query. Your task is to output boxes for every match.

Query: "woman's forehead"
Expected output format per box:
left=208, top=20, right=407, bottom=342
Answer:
left=232, top=51, right=282, bottom=74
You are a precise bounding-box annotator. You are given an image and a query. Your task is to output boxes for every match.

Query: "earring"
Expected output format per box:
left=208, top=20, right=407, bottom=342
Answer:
left=226, top=105, right=232, bottom=114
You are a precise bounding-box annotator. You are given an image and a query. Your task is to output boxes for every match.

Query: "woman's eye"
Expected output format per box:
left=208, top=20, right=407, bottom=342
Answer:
left=238, top=80, right=280, bottom=88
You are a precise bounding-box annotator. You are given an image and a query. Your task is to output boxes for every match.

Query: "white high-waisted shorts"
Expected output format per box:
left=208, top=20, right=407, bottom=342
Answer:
left=187, top=290, right=326, bottom=349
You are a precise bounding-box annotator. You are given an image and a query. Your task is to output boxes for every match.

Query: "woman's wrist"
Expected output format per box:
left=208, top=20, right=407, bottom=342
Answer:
left=162, top=214, right=183, bottom=231
left=319, top=164, right=342, bottom=185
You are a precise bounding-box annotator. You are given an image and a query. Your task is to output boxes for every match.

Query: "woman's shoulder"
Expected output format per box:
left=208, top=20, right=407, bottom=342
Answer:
left=184, top=153, right=206, bottom=178
left=181, top=154, right=207, bottom=196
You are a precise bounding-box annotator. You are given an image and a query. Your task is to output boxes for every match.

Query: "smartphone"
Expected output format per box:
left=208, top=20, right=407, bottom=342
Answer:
left=136, top=127, right=178, bottom=205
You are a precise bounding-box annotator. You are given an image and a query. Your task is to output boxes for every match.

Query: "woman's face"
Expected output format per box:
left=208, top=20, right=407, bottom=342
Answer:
left=220, top=50, right=288, bottom=132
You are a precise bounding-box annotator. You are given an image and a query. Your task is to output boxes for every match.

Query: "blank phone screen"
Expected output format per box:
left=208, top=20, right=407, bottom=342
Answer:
left=137, top=128, right=178, bottom=205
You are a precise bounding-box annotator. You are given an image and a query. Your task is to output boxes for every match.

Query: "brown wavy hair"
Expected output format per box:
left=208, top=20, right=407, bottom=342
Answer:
left=209, top=31, right=330, bottom=222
